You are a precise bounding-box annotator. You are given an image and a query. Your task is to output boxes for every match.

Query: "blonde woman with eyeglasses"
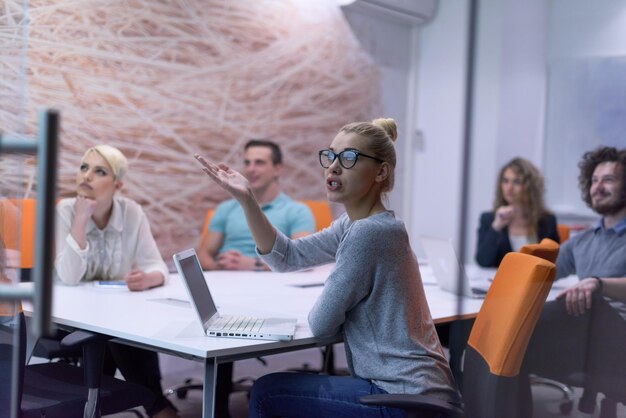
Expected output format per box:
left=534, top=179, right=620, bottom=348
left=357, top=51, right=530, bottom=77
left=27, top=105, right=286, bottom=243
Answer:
left=196, top=118, right=460, bottom=418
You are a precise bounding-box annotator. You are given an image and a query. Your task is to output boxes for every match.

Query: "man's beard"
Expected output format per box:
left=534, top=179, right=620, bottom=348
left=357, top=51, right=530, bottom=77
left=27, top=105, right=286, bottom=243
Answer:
left=592, top=189, right=626, bottom=216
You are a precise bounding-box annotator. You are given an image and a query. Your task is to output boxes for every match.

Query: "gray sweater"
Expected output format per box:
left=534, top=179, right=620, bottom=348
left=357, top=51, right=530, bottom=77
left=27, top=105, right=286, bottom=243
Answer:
left=261, top=211, right=460, bottom=403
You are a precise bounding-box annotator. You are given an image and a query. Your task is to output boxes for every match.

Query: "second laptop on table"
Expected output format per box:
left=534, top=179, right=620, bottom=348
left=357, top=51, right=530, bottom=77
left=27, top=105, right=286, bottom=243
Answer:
left=420, top=236, right=492, bottom=299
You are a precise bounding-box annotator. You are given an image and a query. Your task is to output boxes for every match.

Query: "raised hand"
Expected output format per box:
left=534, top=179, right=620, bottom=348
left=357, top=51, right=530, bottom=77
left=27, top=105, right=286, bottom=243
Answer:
left=194, top=154, right=251, bottom=202
left=195, top=153, right=277, bottom=255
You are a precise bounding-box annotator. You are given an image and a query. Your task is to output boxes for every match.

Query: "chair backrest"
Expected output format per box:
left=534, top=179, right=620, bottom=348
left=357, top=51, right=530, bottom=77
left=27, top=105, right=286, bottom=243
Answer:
left=519, top=238, right=560, bottom=263
left=0, top=199, right=36, bottom=269
left=301, top=200, right=333, bottom=232
left=199, top=208, right=216, bottom=248
left=0, top=200, right=18, bottom=253
left=462, top=252, right=556, bottom=418
left=557, top=224, right=570, bottom=243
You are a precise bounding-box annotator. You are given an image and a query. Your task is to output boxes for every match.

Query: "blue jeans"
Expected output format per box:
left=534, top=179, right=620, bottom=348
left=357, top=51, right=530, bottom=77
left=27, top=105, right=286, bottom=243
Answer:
left=248, top=372, right=406, bottom=418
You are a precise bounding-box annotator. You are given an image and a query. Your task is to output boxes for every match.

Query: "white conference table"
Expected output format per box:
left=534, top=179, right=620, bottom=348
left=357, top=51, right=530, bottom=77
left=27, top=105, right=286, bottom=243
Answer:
left=22, top=263, right=487, bottom=418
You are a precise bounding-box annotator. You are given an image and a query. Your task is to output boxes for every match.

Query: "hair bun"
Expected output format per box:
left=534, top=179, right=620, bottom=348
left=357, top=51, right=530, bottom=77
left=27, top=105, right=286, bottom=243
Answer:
left=372, top=118, right=398, bottom=142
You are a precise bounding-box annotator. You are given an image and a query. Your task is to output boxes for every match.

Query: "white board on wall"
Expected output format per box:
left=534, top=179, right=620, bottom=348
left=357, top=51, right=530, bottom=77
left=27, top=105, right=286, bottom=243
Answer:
left=543, top=56, right=626, bottom=218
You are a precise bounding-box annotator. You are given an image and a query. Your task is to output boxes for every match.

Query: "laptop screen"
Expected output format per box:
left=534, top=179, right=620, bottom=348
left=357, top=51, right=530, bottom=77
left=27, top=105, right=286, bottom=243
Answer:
left=175, top=250, right=218, bottom=326
left=420, top=236, right=469, bottom=295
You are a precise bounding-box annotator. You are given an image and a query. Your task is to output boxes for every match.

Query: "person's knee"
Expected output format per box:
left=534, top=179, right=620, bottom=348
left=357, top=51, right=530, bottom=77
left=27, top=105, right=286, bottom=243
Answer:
left=250, top=373, right=288, bottom=399
left=249, top=373, right=289, bottom=417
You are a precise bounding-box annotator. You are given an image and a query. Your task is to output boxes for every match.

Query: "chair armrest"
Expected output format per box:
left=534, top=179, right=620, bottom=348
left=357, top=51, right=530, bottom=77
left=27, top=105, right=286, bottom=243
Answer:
left=360, top=393, right=463, bottom=417
left=60, top=330, right=108, bottom=347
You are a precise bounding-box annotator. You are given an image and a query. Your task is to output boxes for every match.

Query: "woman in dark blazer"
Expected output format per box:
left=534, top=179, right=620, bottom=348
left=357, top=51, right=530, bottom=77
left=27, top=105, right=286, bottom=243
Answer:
left=476, top=157, right=559, bottom=267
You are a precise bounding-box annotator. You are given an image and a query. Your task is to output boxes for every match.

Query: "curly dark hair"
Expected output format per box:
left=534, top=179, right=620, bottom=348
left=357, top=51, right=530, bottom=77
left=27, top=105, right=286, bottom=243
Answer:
left=578, top=146, right=626, bottom=208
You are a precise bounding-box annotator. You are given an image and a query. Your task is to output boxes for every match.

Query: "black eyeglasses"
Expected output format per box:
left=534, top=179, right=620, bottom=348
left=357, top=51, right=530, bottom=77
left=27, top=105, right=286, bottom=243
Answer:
left=318, top=149, right=384, bottom=169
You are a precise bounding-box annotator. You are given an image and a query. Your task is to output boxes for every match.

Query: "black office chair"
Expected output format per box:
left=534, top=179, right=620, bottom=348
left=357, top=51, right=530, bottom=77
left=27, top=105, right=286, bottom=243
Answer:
left=1, top=198, right=84, bottom=365
left=0, top=308, right=154, bottom=418
left=518, top=239, right=577, bottom=414
left=578, top=309, right=626, bottom=418
left=360, top=252, right=557, bottom=418
left=529, top=293, right=626, bottom=418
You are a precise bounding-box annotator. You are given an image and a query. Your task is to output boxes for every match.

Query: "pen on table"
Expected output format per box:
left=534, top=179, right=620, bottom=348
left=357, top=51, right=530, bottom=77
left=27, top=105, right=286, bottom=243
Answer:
left=294, top=283, right=324, bottom=288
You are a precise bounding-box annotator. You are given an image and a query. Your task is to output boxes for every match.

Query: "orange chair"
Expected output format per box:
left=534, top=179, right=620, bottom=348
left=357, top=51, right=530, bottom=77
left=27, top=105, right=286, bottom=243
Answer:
left=0, top=198, right=36, bottom=270
left=0, top=199, right=19, bottom=252
left=520, top=238, right=579, bottom=413
left=301, top=200, right=333, bottom=232
left=557, top=224, right=570, bottom=243
left=519, top=238, right=560, bottom=263
left=361, top=252, right=557, bottom=418
left=198, top=208, right=216, bottom=248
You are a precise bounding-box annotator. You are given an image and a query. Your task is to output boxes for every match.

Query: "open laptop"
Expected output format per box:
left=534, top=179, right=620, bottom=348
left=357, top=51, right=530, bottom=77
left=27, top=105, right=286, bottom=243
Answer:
left=173, top=248, right=297, bottom=341
left=420, top=236, right=492, bottom=298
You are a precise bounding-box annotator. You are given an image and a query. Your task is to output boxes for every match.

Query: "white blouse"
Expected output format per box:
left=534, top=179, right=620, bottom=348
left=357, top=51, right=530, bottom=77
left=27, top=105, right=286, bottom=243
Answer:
left=54, top=196, right=168, bottom=285
left=508, top=233, right=532, bottom=252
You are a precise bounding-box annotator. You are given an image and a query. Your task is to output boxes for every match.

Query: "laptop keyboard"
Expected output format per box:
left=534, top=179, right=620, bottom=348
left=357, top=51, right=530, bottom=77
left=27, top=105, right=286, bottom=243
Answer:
left=211, top=315, right=265, bottom=332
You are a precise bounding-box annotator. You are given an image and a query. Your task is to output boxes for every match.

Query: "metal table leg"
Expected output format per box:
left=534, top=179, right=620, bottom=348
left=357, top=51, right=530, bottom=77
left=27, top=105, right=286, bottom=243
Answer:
left=202, top=357, right=217, bottom=418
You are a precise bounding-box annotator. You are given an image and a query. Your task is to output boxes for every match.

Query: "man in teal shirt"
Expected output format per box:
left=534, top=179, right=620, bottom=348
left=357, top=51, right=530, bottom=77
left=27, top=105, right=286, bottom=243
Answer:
left=198, top=139, right=314, bottom=271
left=196, top=139, right=315, bottom=417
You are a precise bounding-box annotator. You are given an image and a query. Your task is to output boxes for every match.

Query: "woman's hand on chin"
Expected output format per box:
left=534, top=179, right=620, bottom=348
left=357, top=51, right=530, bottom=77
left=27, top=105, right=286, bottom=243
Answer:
left=74, top=195, right=97, bottom=223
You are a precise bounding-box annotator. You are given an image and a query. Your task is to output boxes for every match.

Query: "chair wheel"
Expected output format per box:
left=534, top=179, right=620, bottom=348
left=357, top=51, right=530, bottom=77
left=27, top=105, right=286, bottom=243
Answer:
left=176, top=388, right=188, bottom=400
left=559, top=400, right=573, bottom=415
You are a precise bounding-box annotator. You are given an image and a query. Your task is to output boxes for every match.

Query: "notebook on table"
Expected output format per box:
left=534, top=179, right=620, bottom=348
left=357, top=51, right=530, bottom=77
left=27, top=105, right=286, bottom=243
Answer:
left=173, top=248, right=297, bottom=341
left=420, top=236, right=492, bottom=299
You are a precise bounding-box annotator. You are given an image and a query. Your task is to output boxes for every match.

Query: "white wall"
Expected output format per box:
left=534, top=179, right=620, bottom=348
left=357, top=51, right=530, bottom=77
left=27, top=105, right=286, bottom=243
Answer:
left=342, top=0, right=625, bottom=261
left=413, top=0, right=626, bottom=260
left=341, top=1, right=474, bottom=257
left=543, top=0, right=626, bottom=222
left=465, top=0, right=548, bottom=261
left=341, top=7, right=415, bottom=224
left=408, top=0, right=549, bottom=261
left=410, top=0, right=469, bottom=258
left=549, top=0, right=626, bottom=58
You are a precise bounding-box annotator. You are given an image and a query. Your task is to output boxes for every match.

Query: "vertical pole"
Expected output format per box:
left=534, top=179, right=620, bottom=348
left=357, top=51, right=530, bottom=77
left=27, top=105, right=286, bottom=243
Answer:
left=10, top=307, right=25, bottom=418
left=456, top=0, right=478, bottom=315
left=32, top=109, right=59, bottom=337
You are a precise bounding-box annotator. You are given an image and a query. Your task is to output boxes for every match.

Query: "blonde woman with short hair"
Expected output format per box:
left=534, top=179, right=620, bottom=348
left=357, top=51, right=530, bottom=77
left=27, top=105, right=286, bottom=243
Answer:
left=55, top=144, right=178, bottom=418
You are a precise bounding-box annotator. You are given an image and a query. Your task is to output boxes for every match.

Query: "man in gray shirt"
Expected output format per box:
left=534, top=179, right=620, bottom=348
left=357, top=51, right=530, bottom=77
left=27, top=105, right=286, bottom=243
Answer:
left=520, top=146, right=626, bottom=417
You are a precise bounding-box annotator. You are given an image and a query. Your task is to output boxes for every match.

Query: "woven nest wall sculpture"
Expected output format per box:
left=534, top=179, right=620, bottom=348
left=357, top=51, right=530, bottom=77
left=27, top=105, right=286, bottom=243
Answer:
left=0, top=0, right=380, bottom=259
